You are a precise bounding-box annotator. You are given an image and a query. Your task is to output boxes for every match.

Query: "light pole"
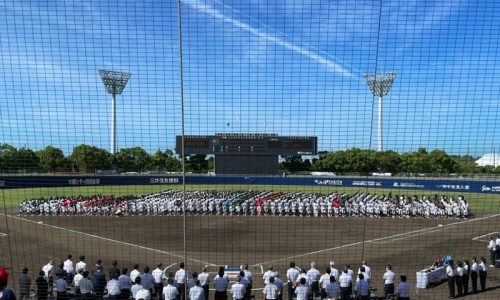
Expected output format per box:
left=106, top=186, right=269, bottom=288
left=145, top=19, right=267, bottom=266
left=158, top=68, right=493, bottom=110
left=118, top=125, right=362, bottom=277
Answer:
left=98, top=69, right=131, bottom=154
left=364, top=72, right=397, bottom=151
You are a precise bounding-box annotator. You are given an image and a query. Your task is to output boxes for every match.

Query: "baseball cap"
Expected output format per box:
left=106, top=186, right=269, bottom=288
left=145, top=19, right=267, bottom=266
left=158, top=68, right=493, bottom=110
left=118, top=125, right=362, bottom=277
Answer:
left=0, top=267, right=9, bottom=282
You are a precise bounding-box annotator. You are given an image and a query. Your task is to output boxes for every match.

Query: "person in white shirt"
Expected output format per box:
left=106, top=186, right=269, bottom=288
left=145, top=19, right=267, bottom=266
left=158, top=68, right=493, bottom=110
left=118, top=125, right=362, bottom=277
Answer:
left=262, top=277, right=279, bottom=300
left=106, top=276, right=121, bottom=300
left=329, top=261, right=339, bottom=280
left=63, top=255, right=74, bottom=283
left=152, top=264, right=164, bottom=300
left=456, top=262, right=464, bottom=297
left=294, top=278, right=309, bottom=300
left=198, top=267, right=210, bottom=300
left=231, top=276, right=246, bottom=300
left=175, top=263, right=187, bottom=300
left=479, top=257, right=487, bottom=292
left=325, top=276, right=340, bottom=299
left=446, top=260, right=456, bottom=298
left=135, top=287, right=151, bottom=300
left=75, top=256, right=87, bottom=273
left=42, top=260, right=54, bottom=280
left=358, top=261, right=371, bottom=279
left=189, top=280, right=204, bottom=300
left=462, top=260, right=470, bottom=296
left=241, top=265, right=253, bottom=292
left=286, top=262, right=300, bottom=300
left=130, top=265, right=141, bottom=284
left=307, top=262, right=320, bottom=299
left=488, top=236, right=496, bottom=267
left=382, top=265, right=395, bottom=299
left=163, top=278, right=179, bottom=300
left=263, top=266, right=275, bottom=286
left=319, top=268, right=331, bottom=299
left=470, top=257, right=479, bottom=293
left=131, top=277, right=144, bottom=299
left=338, top=269, right=351, bottom=300
left=73, top=269, right=84, bottom=295
left=395, top=275, right=409, bottom=300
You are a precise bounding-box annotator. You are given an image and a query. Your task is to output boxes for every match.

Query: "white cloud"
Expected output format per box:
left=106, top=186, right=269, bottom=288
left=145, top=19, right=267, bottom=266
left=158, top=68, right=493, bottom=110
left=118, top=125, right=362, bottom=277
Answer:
left=182, top=0, right=356, bottom=78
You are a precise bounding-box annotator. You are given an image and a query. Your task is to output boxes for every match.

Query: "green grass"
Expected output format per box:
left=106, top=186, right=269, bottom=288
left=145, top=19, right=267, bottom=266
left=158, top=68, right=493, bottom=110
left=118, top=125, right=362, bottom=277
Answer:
left=2, top=184, right=500, bottom=213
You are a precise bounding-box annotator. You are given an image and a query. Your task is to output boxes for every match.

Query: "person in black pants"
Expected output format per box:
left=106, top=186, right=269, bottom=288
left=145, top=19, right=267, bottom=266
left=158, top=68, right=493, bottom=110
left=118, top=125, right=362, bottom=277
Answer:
left=479, top=257, right=487, bottom=292
left=455, top=262, right=463, bottom=297
left=446, top=260, right=455, bottom=299
left=462, top=260, right=470, bottom=295
left=36, top=271, right=49, bottom=300
left=470, top=257, right=479, bottom=293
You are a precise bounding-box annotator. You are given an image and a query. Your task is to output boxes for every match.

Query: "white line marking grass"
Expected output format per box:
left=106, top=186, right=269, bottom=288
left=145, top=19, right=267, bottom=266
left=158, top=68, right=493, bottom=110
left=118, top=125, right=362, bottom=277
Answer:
left=0, top=213, right=216, bottom=266
left=472, top=232, right=499, bottom=242
left=253, top=214, right=500, bottom=267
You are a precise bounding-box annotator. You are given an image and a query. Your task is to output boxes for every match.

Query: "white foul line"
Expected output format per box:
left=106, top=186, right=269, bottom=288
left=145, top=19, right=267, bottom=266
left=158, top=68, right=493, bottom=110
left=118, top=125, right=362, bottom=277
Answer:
left=253, top=213, right=500, bottom=267
left=0, top=213, right=216, bottom=266
left=0, top=232, right=7, bottom=237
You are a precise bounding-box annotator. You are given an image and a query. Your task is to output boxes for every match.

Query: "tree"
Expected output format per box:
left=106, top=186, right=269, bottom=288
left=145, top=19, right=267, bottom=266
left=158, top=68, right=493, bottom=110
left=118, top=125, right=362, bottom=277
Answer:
left=70, top=144, right=112, bottom=173
left=185, top=154, right=209, bottom=173
left=427, top=149, right=457, bottom=174
left=374, top=150, right=401, bottom=173
left=15, top=147, right=40, bottom=172
left=0, top=144, right=18, bottom=171
left=399, top=147, right=431, bottom=173
left=151, top=150, right=181, bottom=172
left=281, top=155, right=312, bottom=173
left=115, top=147, right=152, bottom=173
left=36, top=146, right=66, bottom=173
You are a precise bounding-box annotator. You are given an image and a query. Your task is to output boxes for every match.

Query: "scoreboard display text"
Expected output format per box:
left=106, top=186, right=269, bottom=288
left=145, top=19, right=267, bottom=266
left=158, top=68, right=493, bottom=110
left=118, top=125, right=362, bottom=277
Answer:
left=176, top=135, right=317, bottom=155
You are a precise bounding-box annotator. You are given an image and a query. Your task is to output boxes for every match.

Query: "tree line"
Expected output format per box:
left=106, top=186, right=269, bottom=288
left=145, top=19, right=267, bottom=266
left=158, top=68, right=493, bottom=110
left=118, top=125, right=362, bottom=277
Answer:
left=0, top=143, right=498, bottom=175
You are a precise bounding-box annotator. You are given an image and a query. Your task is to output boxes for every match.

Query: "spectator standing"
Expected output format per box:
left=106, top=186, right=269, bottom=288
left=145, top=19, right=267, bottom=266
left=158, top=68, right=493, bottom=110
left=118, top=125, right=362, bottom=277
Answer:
left=263, top=266, right=275, bottom=286
left=132, top=277, right=144, bottom=299
left=213, top=269, right=228, bottom=300
left=0, top=268, right=16, bottom=300
left=109, top=261, right=120, bottom=281
left=446, top=260, right=456, bottom=299
left=36, top=271, right=49, bottom=300
left=141, top=267, right=155, bottom=294
left=338, top=269, right=351, bottom=300
left=355, top=274, right=369, bottom=300
left=455, top=262, right=464, bottom=297
left=325, top=276, right=340, bottom=300
left=163, top=278, right=179, bottom=300
left=241, top=265, right=252, bottom=292
left=488, top=237, right=496, bottom=267
left=306, top=263, right=320, bottom=299
left=93, top=266, right=107, bottom=299
left=470, top=257, right=479, bottom=293
left=230, top=276, right=246, bottom=300
left=294, top=278, right=309, bottom=300
left=76, top=256, right=87, bottom=273
left=319, top=268, right=331, bottom=299
left=130, top=265, right=141, bottom=284
left=329, top=262, right=339, bottom=281
left=63, top=255, right=74, bottom=284
left=286, top=262, right=299, bottom=300
left=175, top=263, right=187, bottom=300
left=189, top=280, right=204, bottom=300
left=135, top=287, right=151, bottom=300
left=55, top=274, right=68, bottom=300
left=198, top=267, right=210, bottom=300
left=462, top=260, right=470, bottom=295
left=18, top=268, right=31, bottom=300
left=73, top=269, right=84, bottom=296
left=152, top=264, right=164, bottom=300
left=79, top=271, right=94, bottom=300
left=91, top=260, right=103, bottom=279
left=395, top=275, right=409, bottom=300
left=383, top=265, right=395, bottom=299
left=273, top=272, right=283, bottom=300
left=262, top=277, right=278, bottom=300
left=118, top=268, right=132, bottom=300
left=479, top=257, right=487, bottom=292
left=106, top=275, right=121, bottom=300
left=358, top=261, right=371, bottom=279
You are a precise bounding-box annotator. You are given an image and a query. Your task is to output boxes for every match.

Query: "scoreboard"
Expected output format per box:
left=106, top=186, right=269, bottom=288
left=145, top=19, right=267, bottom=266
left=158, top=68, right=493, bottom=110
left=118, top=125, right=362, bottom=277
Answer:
left=176, top=133, right=317, bottom=156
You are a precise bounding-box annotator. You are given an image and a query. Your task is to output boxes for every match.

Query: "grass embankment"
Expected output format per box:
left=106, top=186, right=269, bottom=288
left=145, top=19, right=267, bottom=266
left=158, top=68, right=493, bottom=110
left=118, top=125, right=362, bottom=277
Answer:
left=1, top=184, right=500, bottom=213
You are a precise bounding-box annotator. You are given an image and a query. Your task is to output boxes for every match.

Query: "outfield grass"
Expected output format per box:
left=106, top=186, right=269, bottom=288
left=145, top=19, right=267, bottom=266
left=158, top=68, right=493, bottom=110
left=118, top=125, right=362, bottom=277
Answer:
left=1, top=184, right=500, bottom=213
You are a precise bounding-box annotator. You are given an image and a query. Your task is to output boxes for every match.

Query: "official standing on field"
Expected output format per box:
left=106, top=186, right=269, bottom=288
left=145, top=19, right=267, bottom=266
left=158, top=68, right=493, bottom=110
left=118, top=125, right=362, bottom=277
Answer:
left=286, top=262, right=299, bottom=300
left=446, top=260, right=456, bottom=298
left=470, top=257, right=479, bottom=293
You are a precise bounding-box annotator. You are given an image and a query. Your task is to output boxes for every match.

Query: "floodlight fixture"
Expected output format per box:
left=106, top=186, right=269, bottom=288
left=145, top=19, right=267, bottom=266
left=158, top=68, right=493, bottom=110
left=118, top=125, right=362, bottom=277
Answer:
left=98, top=69, right=132, bottom=154
left=364, top=72, right=397, bottom=152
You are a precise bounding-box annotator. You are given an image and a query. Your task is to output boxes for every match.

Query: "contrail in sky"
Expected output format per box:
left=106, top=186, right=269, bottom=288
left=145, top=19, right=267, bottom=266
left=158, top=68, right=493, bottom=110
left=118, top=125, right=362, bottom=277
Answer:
left=182, top=0, right=355, bottom=78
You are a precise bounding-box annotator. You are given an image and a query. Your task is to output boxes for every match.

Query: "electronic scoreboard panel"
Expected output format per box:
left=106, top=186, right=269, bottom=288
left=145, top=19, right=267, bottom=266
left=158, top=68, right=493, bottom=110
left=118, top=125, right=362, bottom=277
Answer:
left=176, top=134, right=317, bottom=155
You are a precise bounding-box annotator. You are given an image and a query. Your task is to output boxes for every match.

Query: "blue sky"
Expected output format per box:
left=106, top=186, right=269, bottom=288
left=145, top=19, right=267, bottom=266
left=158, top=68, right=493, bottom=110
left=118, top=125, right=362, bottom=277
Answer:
left=0, top=0, right=499, bottom=156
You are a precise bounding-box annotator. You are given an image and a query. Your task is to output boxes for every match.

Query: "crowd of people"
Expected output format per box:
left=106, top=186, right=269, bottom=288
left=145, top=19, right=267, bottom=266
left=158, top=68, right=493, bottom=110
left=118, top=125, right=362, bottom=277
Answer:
left=3, top=253, right=496, bottom=300
left=18, top=191, right=469, bottom=219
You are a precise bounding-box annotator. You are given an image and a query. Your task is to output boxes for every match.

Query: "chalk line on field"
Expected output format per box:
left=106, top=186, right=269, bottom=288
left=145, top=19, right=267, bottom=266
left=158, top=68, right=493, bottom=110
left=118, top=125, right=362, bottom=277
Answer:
left=472, top=232, right=499, bottom=242
left=253, top=213, right=500, bottom=267
left=0, top=232, right=7, bottom=237
left=0, top=213, right=216, bottom=266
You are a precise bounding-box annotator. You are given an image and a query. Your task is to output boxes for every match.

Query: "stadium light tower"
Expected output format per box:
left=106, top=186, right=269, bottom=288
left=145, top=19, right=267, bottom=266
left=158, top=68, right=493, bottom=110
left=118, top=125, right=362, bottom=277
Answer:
left=364, top=72, right=397, bottom=151
left=98, top=69, right=132, bottom=154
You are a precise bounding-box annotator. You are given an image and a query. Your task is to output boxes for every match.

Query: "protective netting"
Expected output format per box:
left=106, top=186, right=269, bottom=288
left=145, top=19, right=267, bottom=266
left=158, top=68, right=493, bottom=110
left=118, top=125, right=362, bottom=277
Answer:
left=1, top=1, right=499, bottom=300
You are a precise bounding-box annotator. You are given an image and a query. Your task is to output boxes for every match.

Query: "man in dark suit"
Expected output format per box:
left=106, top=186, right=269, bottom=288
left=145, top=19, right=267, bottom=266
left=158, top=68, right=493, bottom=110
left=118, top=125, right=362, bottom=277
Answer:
left=36, top=270, right=49, bottom=300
